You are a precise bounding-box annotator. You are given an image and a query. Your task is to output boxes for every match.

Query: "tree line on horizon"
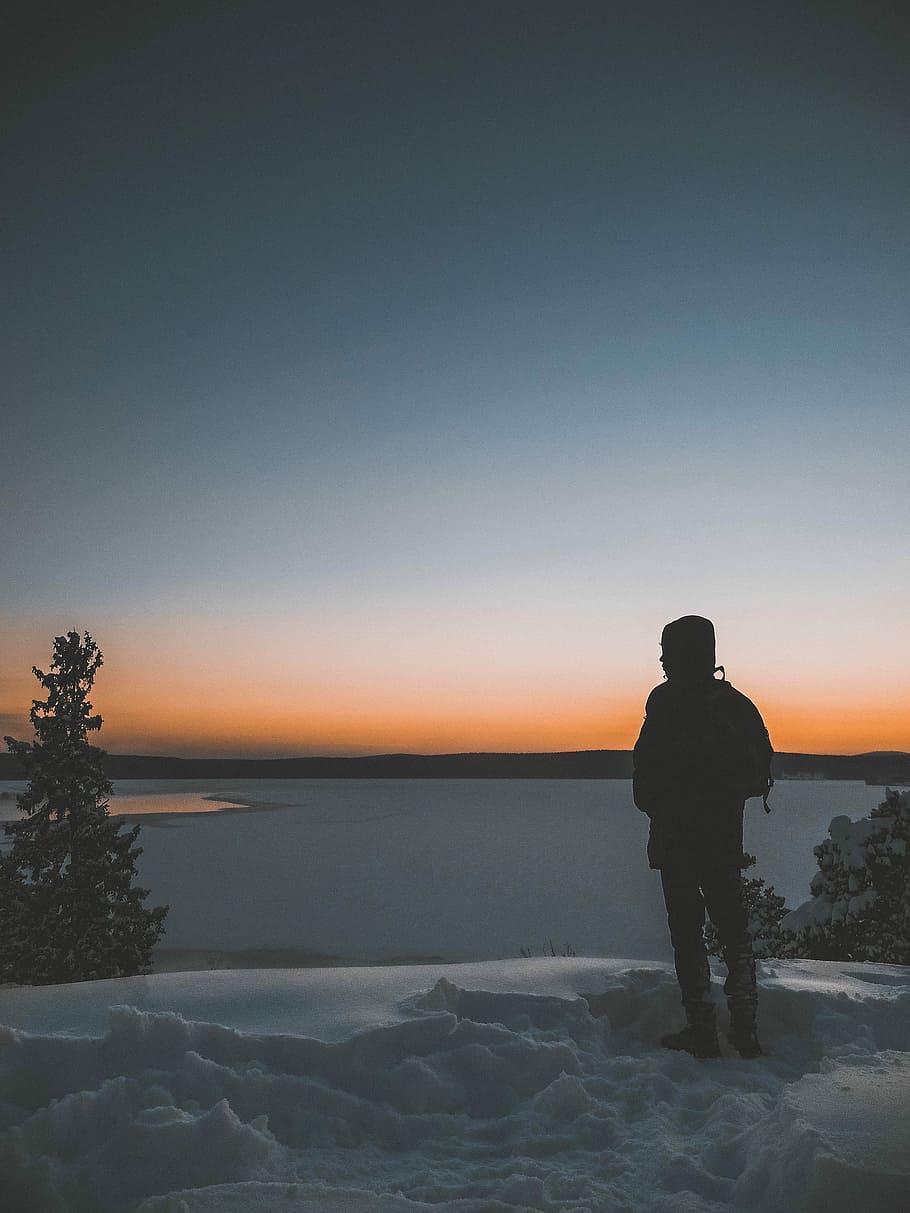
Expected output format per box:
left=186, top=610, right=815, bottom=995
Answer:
left=1, top=747, right=907, bottom=783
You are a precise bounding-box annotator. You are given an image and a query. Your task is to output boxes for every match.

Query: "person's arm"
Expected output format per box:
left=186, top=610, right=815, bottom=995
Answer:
left=632, top=689, right=663, bottom=814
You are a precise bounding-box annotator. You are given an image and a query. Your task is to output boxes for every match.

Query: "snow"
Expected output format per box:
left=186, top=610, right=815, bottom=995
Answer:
left=2, top=779, right=908, bottom=1209
left=782, top=790, right=910, bottom=950
left=2, top=958, right=908, bottom=1212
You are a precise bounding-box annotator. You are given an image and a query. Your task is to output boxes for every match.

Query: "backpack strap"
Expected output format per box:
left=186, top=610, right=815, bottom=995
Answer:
left=763, top=777, right=774, bottom=813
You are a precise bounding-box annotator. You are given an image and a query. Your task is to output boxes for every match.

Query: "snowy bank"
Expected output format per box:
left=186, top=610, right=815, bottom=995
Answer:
left=1, top=957, right=908, bottom=1212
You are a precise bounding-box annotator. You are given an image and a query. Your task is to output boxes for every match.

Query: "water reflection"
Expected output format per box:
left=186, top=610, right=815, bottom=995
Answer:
left=110, top=792, right=238, bottom=816
left=0, top=784, right=239, bottom=819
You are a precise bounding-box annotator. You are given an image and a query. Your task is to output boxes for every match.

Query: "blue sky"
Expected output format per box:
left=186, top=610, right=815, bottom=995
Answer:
left=3, top=2, right=908, bottom=754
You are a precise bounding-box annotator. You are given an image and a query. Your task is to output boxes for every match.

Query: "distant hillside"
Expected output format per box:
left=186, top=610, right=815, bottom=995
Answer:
left=0, top=750, right=632, bottom=781
left=0, top=749, right=908, bottom=784
left=772, top=751, right=910, bottom=784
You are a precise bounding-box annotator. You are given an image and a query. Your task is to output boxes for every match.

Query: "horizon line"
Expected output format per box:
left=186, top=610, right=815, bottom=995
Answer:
left=25, top=746, right=910, bottom=762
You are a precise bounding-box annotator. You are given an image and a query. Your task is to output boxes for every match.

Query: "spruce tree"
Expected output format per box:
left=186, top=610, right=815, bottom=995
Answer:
left=784, top=790, right=910, bottom=964
left=0, top=631, right=167, bottom=984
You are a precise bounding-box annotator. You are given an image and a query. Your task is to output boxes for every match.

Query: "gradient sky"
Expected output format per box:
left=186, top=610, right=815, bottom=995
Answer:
left=3, top=2, right=909, bottom=756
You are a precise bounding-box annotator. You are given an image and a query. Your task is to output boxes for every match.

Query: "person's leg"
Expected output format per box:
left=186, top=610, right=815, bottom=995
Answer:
left=660, top=866, right=712, bottom=1009
left=659, top=865, right=719, bottom=1056
left=700, top=864, right=761, bottom=1057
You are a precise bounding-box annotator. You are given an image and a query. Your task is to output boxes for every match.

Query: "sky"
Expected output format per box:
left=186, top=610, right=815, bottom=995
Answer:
left=2, top=1, right=909, bottom=757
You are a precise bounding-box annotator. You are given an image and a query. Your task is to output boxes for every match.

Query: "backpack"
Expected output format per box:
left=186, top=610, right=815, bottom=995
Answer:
left=705, top=669, right=774, bottom=811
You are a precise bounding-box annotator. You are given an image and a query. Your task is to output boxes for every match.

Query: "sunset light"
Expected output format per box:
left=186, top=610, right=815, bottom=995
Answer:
left=3, top=9, right=909, bottom=1208
left=2, top=3, right=907, bottom=762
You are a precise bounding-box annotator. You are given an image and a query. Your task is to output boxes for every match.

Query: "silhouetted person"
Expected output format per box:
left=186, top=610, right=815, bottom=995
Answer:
left=633, top=616, right=772, bottom=1058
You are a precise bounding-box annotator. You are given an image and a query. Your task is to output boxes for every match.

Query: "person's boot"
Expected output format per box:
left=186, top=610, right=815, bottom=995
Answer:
left=727, top=998, right=763, bottom=1058
left=660, top=1001, right=721, bottom=1058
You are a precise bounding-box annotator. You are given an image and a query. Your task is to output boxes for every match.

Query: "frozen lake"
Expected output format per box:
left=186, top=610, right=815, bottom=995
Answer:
left=3, top=781, right=909, bottom=1213
left=0, top=778, right=895, bottom=964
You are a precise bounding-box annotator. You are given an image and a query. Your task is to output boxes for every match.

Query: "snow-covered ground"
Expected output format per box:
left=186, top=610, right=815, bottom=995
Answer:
left=2, top=958, right=908, bottom=1212
left=1, top=779, right=908, bottom=1210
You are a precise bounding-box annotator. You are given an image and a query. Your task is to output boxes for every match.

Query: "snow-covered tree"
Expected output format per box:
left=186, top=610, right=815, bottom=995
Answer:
left=0, top=631, right=167, bottom=984
left=704, top=853, right=797, bottom=959
left=782, top=790, right=910, bottom=964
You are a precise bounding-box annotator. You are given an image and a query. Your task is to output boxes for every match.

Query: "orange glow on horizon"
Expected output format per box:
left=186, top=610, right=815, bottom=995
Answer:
left=87, top=687, right=647, bottom=757
left=760, top=699, right=910, bottom=758
left=3, top=681, right=906, bottom=759
left=1, top=620, right=906, bottom=759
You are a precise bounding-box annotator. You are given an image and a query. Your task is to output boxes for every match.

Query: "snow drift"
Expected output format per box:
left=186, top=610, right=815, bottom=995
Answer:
left=1, top=957, right=908, bottom=1212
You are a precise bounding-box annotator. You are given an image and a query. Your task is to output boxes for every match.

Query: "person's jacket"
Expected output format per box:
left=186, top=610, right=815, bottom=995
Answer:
left=632, top=675, right=770, bottom=870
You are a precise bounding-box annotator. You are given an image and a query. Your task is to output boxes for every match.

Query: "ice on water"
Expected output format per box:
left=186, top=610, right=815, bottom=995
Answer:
left=71, top=778, right=894, bottom=963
